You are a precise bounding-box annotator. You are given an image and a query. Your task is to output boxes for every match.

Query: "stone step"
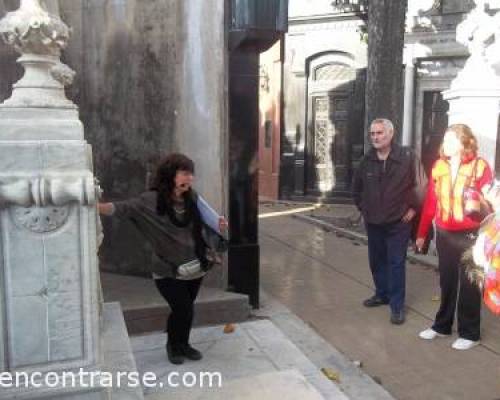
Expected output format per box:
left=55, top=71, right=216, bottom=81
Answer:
left=101, top=272, right=250, bottom=334
left=103, top=302, right=145, bottom=400
left=144, top=369, right=326, bottom=400
left=130, top=319, right=350, bottom=400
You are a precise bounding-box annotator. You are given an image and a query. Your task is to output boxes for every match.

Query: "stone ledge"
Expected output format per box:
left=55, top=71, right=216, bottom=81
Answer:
left=101, top=273, right=250, bottom=335
left=102, top=302, right=144, bottom=400
left=124, top=292, right=251, bottom=335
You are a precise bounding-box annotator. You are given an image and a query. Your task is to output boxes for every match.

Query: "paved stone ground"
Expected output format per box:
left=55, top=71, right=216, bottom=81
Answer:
left=259, top=203, right=500, bottom=400
left=104, top=271, right=395, bottom=400
left=130, top=319, right=348, bottom=400
left=254, top=291, right=394, bottom=400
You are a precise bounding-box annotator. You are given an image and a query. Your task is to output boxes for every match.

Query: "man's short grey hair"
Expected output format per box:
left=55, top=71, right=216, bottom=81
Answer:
left=371, top=118, right=394, bottom=135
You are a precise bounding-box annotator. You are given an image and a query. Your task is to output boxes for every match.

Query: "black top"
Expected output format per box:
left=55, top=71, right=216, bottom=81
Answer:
left=112, top=191, right=226, bottom=279
left=352, top=144, right=427, bottom=225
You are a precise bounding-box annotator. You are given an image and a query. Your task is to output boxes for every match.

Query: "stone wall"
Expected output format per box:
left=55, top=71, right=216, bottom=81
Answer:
left=0, top=0, right=227, bottom=279
left=175, top=0, right=227, bottom=287
left=175, top=0, right=227, bottom=213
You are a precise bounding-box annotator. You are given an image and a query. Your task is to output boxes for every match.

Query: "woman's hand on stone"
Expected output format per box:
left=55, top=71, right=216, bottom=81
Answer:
left=98, top=202, right=114, bottom=216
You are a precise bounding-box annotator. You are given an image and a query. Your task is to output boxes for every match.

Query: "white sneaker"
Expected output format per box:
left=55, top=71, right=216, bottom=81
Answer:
left=418, top=328, right=449, bottom=340
left=451, top=338, right=480, bottom=350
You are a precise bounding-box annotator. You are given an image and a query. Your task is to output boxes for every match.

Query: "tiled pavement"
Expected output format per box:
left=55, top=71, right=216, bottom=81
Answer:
left=259, top=204, right=500, bottom=400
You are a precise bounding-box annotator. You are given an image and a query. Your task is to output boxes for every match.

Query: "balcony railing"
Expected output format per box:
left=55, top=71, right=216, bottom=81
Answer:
left=331, top=0, right=368, bottom=14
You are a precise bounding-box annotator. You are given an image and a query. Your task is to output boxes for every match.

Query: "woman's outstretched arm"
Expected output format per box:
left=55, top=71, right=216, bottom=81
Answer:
left=98, top=202, right=115, bottom=216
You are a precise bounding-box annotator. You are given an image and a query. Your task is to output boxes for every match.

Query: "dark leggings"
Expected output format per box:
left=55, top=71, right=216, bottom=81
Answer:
left=155, top=277, right=203, bottom=346
left=433, top=229, right=481, bottom=341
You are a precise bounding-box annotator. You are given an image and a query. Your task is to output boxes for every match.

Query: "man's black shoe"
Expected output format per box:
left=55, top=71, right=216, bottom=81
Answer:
left=180, top=344, right=203, bottom=361
left=363, top=295, right=389, bottom=308
left=390, top=310, right=405, bottom=325
left=166, top=343, right=185, bottom=365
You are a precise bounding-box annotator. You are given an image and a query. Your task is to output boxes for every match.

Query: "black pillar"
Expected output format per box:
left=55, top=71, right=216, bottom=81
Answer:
left=228, top=49, right=260, bottom=308
left=226, top=0, right=288, bottom=309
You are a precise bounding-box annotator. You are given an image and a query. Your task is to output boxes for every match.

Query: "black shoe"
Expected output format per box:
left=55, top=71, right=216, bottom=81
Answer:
left=166, top=343, right=185, bottom=365
left=363, top=295, right=389, bottom=308
left=390, top=310, right=405, bottom=325
left=180, top=344, right=203, bottom=361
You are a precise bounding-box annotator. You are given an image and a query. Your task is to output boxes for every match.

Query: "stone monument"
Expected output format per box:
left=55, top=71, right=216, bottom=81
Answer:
left=443, top=0, right=500, bottom=167
left=0, top=0, right=106, bottom=398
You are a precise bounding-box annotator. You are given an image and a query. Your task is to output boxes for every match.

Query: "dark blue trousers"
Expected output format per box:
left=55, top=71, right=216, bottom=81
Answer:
left=366, top=221, right=412, bottom=313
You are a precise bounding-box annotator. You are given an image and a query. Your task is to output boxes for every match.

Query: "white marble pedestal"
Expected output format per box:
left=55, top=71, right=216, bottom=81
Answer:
left=0, top=108, right=106, bottom=400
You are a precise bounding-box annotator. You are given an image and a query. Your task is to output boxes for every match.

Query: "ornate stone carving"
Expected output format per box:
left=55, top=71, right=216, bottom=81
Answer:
left=416, top=58, right=466, bottom=79
left=452, top=0, right=500, bottom=87
left=0, top=0, right=76, bottom=109
left=0, top=0, right=70, bottom=56
left=0, top=1, right=104, bottom=397
left=407, top=0, right=442, bottom=31
left=483, top=2, right=500, bottom=74
left=443, top=0, right=500, bottom=169
left=11, top=205, right=69, bottom=233
left=456, top=1, right=495, bottom=57
left=331, top=0, right=368, bottom=14
left=50, top=62, right=76, bottom=86
left=0, top=176, right=97, bottom=208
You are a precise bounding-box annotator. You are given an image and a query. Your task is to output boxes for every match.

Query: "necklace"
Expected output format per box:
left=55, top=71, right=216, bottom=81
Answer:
left=173, top=205, right=186, bottom=214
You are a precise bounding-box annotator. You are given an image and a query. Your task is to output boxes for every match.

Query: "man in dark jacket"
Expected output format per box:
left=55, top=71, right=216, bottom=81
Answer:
left=353, top=118, right=427, bottom=325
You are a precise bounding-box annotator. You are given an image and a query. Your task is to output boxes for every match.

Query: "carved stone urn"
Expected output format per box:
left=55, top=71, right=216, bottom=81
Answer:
left=0, top=0, right=75, bottom=109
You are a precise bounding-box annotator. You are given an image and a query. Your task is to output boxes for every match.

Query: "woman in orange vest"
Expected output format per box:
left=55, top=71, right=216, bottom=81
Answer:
left=416, top=124, right=492, bottom=350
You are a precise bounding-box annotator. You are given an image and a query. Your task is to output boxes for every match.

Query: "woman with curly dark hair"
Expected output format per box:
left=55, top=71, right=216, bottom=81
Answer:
left=99, top=153, right=228, bottom=364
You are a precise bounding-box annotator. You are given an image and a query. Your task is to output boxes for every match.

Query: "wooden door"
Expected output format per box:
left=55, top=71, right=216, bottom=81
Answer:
left=258, top=41, right=281, bottom=200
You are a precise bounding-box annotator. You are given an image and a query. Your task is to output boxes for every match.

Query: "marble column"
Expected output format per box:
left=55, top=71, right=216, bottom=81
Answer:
left=0, top=1, right=104, bottom=399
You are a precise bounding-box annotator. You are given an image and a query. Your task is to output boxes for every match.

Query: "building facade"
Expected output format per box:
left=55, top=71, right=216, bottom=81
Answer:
left=259, top=0, right=500, bottom=201
left=279, top=0, right=367, bottom=201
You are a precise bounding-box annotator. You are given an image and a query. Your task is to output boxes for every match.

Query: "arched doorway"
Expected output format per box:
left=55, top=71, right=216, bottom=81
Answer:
left=305, top=53, right=357, bottom=197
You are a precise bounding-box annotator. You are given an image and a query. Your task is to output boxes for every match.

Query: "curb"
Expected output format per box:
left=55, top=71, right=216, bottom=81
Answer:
left=256, top=291, right=397, bottom=400
left=293, top=214, right=439, bottom=270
